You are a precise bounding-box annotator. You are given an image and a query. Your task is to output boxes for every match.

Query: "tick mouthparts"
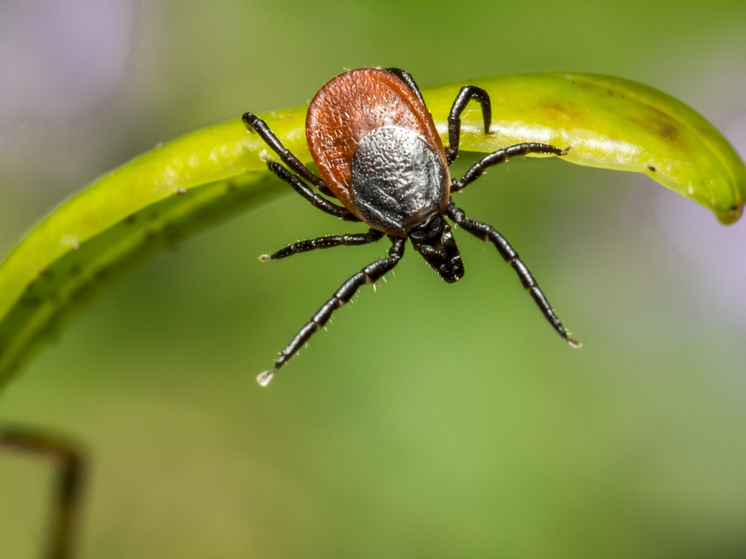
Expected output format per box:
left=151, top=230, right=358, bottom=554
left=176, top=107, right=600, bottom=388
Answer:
left=257, top=369, right=276, bottom=386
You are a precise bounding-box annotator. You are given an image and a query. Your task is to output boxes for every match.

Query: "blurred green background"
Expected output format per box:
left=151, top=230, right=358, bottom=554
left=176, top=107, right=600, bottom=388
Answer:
left=1, top=0, right=745, bottom=557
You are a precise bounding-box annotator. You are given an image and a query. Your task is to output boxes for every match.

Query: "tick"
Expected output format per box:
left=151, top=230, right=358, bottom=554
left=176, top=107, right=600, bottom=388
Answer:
left=243, top=68, right=580, bottom=386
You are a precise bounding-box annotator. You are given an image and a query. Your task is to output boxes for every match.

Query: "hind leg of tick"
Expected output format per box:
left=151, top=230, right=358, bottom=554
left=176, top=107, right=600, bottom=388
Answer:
left=383, top=67, right=428, bottom=107
left=446, top=84, right=493, bottom=164
left=242, top=112, right=336, bottom=197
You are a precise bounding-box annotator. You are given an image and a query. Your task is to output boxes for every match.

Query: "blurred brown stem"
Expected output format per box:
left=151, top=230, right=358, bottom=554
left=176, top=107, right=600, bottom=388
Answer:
left=0, top=427, right=86, bottom=559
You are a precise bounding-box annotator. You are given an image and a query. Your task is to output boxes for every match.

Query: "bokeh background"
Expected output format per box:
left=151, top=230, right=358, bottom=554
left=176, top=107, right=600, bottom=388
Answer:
left=1, top=1, right=745, bottom=557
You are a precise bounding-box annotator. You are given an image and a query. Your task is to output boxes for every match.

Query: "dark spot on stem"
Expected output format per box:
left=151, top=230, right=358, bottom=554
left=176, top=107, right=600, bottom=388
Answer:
left=544, top=101, right=579, bottom=121
left=656, top=122, right=678, bottom=140
left=647, top=165, right=656, bottom=172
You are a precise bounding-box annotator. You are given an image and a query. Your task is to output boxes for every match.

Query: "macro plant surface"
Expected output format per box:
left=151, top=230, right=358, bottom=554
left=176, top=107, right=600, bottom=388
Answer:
left=0, top=72, right=744, bottom=391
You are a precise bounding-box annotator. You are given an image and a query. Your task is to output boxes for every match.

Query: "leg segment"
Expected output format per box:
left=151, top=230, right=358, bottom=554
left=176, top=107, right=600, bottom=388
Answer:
left=446, top=201, right=580, bottom=347
left=385, top=68, right=427, bottom=109
left=1, top=427, right=86, bottom=559
left=257, top=237, right=406, bottom=385
left=267, top=161, right=360, bottom=222
left=262, top=229, right=385, bottom=261
left=242, top=112, right=335, bottom=197
left=452, top=143, right=568, bottom=193
left=446, top=86, right=492, bottom=165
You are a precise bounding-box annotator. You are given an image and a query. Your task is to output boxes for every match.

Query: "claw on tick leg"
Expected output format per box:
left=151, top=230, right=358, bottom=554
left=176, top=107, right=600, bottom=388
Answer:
left=257, top=369, right=276, bottom=386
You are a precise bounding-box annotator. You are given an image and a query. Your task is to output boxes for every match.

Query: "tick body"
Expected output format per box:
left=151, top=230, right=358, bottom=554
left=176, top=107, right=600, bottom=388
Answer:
left=244, top=68, right=579, bottom=386
left=308, top=69, right=450, bottom=237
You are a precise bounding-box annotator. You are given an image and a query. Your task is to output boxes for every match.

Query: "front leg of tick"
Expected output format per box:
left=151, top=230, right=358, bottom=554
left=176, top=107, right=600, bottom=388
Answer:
left=446, top=200, right=580, bottom=348
left=257, top=236, right=406, bottom=386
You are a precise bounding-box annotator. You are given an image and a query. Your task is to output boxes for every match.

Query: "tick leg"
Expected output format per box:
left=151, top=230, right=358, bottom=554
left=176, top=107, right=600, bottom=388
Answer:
left=446, top=86, right=492, bottom=165
left=1, top=427, right=85, bottom=559
left=267, top=161, right=360, bottom=222
left=446, top=200, right=580, bottom=348
left=262, top=229, right=385, bottom=261
left=451, top=143, right=568, bottom=193
left=242, top=112, right=335, bottom=197
left=257, top=236, right=406, bottom=386
left=385, top=68, right=427, bottom=109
